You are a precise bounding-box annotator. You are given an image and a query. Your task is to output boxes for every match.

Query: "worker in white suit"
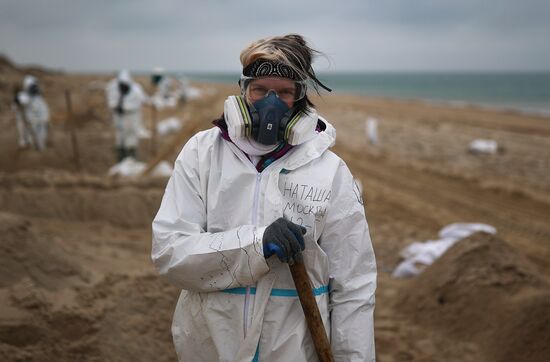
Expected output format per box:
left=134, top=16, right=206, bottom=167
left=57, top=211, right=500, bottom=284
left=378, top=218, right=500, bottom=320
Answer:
left=152, top=34, right=377, bottom=362
left=13, top=75, right=50, bottom=150
left=151, top=67, right=184, bottom=109
left=105, top=69, right=147, bottom=161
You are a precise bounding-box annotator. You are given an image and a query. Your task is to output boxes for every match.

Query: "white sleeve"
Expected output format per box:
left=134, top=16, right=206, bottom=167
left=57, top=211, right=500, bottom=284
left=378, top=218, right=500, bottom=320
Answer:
left=151, top=136, right=270, bottom=292
left=120, top=84, right=142, bottom=112
left=320, top=160, right=377, bottom=362
left=17, top=92, right=30, bottom=105
left=37, top=97, right=49, bottom=122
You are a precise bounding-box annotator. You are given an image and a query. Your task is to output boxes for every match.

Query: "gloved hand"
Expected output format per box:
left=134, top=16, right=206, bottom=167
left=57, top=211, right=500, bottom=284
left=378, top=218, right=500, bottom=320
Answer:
left=263, top=218, right=306, bottom=264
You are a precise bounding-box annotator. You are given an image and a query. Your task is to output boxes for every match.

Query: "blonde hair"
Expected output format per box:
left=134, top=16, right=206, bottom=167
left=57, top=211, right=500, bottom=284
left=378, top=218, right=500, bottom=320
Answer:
left=240, top=34, right=327, bottom=111
left=240, top=34, right=320, bottom=82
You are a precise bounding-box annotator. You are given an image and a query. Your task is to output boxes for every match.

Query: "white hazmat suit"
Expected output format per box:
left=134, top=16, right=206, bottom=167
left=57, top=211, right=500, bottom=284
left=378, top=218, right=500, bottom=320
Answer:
left=105, top=70, right=147, bottom=160
left=151, top=67, right=183, bottom=109
left=14, top=76, right=50, bottom=150
left=152, top=104, right=377, bottom=361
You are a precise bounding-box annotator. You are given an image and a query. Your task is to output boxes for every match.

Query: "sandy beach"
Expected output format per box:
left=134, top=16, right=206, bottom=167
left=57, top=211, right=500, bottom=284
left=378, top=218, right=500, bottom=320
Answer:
left=1, top=57, right=550, bottom=361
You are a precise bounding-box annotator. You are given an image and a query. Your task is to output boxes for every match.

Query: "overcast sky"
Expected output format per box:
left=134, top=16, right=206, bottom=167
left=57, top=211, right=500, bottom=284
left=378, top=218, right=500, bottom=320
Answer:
left=1, top=0, right=549, bottom=73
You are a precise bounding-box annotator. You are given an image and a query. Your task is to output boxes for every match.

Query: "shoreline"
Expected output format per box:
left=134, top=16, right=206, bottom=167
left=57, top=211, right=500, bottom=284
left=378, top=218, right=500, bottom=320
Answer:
left=187, top=78, right=550, bottom=119
left=412, top=97, right=550, bottom=119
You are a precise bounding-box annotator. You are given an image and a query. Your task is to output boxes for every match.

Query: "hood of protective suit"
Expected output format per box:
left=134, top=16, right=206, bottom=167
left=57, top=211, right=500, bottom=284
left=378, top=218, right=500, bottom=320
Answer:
left=23, top=75, right=37, bottom=92
left=117, top=69, right=132, bottom=84
left=152, top=66, right=165, bottom=76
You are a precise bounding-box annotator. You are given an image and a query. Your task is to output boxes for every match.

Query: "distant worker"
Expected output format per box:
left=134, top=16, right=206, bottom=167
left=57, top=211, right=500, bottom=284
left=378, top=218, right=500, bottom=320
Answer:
left=151, top=67, right=185, bottom=109
left=13, top=75, right=50, bottom=150
left=106, top=70, right=147, bottom=161
left=151, top=67, right=170, bottom=97
left=151, top=67, right=174, bottom=108
left=366, top=117, right=379, bottom=145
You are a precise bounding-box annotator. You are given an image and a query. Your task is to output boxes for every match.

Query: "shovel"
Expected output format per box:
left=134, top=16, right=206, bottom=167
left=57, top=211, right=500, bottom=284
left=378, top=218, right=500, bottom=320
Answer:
left=289, top=259, right=335, bottom=362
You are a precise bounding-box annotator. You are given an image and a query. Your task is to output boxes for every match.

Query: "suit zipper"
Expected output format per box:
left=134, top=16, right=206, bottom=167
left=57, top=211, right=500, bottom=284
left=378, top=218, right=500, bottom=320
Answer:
left=244, top=172, right=262, bottom=337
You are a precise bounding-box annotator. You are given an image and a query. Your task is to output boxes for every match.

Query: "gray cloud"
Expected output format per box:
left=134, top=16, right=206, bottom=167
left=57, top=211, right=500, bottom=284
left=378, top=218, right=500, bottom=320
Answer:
left=1, top=0, right=549, bottom=72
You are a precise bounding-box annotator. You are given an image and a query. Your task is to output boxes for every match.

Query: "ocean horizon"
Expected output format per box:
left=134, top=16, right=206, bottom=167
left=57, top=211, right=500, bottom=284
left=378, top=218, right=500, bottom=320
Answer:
left=182, top=71, right=550, bottom=116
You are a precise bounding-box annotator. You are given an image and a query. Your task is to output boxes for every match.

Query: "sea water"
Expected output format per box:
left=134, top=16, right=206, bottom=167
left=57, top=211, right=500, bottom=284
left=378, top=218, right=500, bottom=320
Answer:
left=185, top=72, right=550, bottom=116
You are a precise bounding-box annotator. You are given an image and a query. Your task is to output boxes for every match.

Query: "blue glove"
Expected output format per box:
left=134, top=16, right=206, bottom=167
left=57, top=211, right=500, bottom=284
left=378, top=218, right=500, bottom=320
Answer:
left=263, top=218, right=306, bottom=263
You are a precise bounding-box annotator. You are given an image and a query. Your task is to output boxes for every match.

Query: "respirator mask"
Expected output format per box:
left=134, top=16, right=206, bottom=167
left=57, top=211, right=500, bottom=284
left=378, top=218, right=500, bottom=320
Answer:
left=239, top=75, right=307, bottom=145
left=28, top=83, right=41, bottom=96
left=118, top=81, right=130, bottom=95
left=249, top=91, right=292, bottom=145
left=151, top=74, right=162, bottom=85
left=223, top=59, right=331, bottom=147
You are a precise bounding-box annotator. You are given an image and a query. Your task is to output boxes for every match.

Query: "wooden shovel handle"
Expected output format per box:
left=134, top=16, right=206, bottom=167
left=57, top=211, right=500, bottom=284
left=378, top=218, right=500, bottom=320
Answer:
left=289, top=260, right=335, bottom=362
left=64, top=89, right=81, bottom=171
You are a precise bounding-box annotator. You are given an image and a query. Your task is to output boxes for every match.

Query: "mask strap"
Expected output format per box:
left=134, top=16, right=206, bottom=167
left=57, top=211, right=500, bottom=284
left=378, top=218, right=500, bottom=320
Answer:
left=283, top=110, right=303, bottom=141
left=235, top=96, right=252, bottom=137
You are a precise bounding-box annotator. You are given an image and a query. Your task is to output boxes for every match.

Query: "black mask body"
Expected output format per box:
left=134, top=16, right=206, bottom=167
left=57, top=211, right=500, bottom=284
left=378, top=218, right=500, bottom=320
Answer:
left=151, top=74, right=162, bottom=85
left=118, top=81, right=130, bottom=95
left=28, top=83, right=40, bottom=96
left=249, top=91, right=294, bottom=145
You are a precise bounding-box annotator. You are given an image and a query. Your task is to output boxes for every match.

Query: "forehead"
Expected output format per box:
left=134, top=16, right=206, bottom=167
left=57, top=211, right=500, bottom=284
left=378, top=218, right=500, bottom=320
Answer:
left=249, top=77, right=295, bottom=88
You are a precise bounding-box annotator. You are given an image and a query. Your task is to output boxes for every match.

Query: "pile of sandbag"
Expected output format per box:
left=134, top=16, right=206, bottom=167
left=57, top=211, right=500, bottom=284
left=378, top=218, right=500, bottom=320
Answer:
left=392, top=223, right=496, bottom=278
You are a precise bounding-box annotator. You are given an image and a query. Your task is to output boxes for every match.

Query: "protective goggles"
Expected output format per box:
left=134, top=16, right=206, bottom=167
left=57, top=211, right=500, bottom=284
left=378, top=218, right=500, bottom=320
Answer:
left=239, top=75, right=307, bottom=103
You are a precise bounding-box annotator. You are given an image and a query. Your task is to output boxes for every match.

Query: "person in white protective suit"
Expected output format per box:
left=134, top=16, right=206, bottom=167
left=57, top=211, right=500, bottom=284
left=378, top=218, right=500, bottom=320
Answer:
left=152, top=34, right=377, bottom=362
left=13, top=75, right=50, bottom=150
left=151, top=67, right=182, bottom=109
left=105, top=69, right=147, bottom=161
